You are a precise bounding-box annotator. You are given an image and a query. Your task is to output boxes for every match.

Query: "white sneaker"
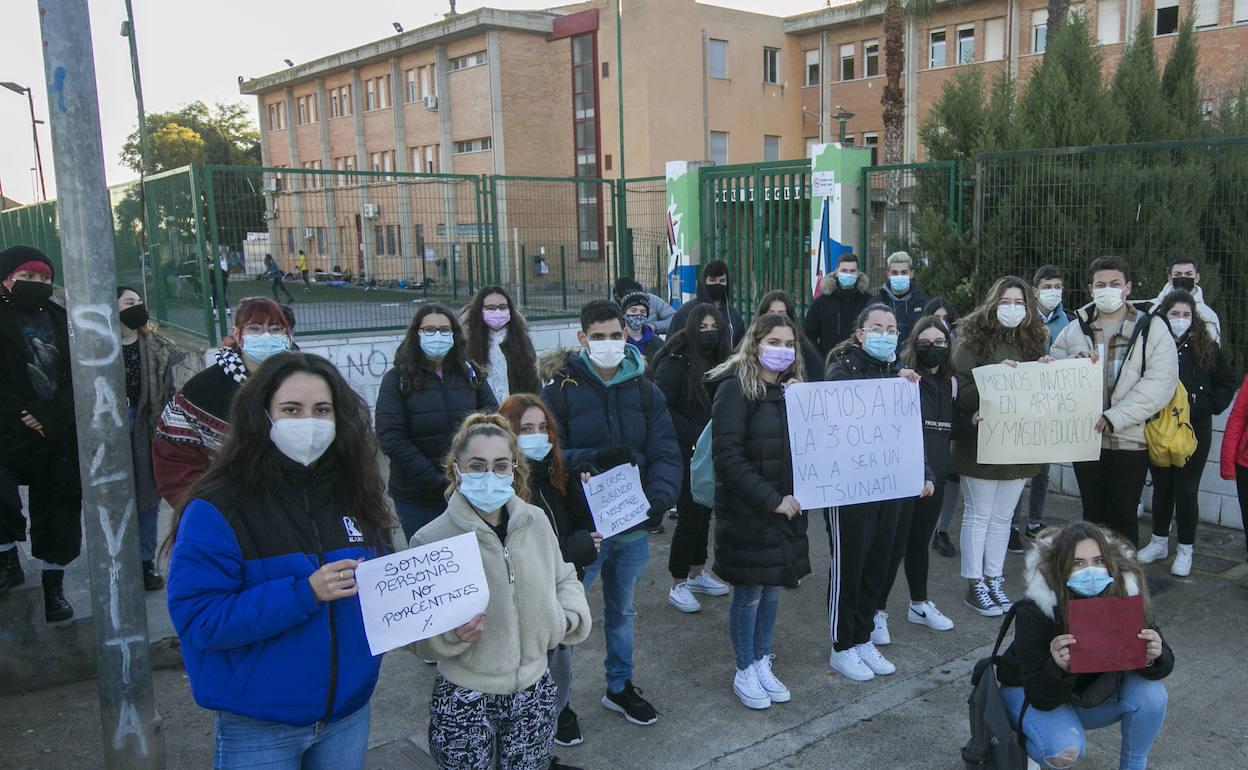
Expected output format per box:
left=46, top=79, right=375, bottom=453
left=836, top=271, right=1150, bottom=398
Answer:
left=752, top=655, right=791, bottom=703
left=870, top=610, right=891, bottom=646
left=828, top=647, right=875, bottom=681
left=907, top=601, right=955, bottom=631
left=668, top=582, right=701, bottom=613
left=686, top=570, right=730, bottom=596
left=1137, top=535, right=1169, bottom=564
left=732, top=667, right=771, bottom=710
left=1136, top=502, right=1145, bottom=519
left=1170, top=544, right=1193, bottom=577
left=854, top=642, right=897, bottom=676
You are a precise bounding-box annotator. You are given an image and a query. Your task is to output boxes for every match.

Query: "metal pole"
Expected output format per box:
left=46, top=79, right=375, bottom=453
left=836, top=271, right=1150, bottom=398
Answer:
left=122, top=0, right=153, bottom=265
left=26, top=88, right=47, bottom=201
left=36, top=2, right=164, bottom=768
left=615, top=0, right=626, bottom=180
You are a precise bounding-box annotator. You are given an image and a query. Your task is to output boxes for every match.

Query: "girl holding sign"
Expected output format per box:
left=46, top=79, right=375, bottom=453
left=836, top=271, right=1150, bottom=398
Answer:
left=951, top=277, right=1049, bottom=617
left=707, top=313, right=809, bottom=710
left=997, top=522, right=1172, bottom=770
left=165, top=352, right=395, bottom=769
left=413, top=414, right=592, bottom=769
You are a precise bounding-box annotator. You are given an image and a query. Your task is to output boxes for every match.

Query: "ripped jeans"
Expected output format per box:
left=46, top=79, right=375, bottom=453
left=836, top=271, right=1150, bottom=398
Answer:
left=729, top=585, right=781, bottom=671
left=1000, top=673, right=1168, bottom=770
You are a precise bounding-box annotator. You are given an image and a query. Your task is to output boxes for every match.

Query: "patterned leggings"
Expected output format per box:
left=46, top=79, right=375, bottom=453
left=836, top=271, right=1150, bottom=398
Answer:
left=428, top=672, right=557, bottom=770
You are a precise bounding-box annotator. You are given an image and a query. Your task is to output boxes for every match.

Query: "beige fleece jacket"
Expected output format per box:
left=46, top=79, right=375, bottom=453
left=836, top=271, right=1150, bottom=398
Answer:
left=410, top=493, right=592, bottom=695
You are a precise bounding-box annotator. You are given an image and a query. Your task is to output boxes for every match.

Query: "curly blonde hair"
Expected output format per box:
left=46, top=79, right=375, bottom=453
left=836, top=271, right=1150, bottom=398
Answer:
left=442, top=413, right=531, bottom=504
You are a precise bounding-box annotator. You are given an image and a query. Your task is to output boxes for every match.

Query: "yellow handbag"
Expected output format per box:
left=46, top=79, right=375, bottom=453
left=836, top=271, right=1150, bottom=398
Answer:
left=1145, top=380, right=1198, bottom=468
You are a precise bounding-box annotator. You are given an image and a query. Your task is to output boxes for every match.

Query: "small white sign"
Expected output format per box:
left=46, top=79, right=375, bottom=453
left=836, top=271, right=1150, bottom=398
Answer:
left=582, top=464, right=651, bottom=538
left=355, top=532, right=490, bottom=656
left=811, top=170, right=838, bottom=198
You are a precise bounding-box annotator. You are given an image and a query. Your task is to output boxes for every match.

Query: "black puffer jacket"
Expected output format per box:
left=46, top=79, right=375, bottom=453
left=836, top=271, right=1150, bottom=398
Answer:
left=650, top=344, right=714, bottom=453
left=375, top=363, right=498, bottom=506
left=527, top=457, right=598, bottom=577
left=799, top=338, right=824, bottom=383
left=804, top=286, right=871, bottom=358
left=0, top=295, right=75, bottom=451
left=919, top=373, right=955, bottom=484
left=823, top=343, right=899, bottom=381
left=1175, top=333, right=1236, bottom=420
left=711, top=373, right=810, bottom=587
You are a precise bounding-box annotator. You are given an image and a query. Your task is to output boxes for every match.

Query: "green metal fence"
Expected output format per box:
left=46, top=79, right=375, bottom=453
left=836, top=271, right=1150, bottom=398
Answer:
left=975, top=136, right=1248, bottom=366
left=860, top=160, right=959, bottom=285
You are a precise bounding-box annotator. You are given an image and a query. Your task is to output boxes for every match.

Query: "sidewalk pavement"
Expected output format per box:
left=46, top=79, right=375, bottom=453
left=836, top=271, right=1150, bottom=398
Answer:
left=2, top=492, right=1246, bottom=770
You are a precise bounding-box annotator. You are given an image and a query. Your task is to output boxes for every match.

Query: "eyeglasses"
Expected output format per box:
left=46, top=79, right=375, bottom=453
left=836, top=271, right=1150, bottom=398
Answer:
left=419, top=326, right=453, bottom=335
left=483, top=303, right=509, bottom=312
left=457, top=460, right=516, bottom=476
left=242, top=324, right=288, bottom=335
left=863, top=327, right=899, bottom=339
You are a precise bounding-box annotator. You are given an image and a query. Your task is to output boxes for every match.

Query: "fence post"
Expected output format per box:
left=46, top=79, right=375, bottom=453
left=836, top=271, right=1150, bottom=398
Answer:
left=189, top=166, right=217, bottom=346
left=201, top=168, right=229, bottom=340
left=560, top=245, right=568, bottom=311
left=35, top=3, right=165, bottom=766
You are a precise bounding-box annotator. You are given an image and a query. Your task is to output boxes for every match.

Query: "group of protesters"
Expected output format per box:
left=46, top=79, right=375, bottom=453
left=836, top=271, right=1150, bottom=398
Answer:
left=3, top=240, right=1239, bottom=770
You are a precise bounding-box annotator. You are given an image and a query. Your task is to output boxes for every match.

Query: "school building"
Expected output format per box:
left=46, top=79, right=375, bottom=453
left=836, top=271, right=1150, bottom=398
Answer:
left=238, top=0, right=1248, bottom=274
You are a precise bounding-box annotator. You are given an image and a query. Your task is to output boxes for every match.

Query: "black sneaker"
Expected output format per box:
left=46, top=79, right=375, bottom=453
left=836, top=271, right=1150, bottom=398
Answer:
left=931, top=531, right=957, bottom=558
left=554, top=705, right=583, bottom=747
left=550, top=759, right=585, bottom=770
left=1007, top=527, right=1024, bottom=554
left=0, top=547, right=25, bottom=594
left=1024, top=523, right=1042, bottom=540
left=41, top=570, right=74, bottom=623
left=142, top=560, right=165, bottom=591
left=601, top=680, right=658, bottom=725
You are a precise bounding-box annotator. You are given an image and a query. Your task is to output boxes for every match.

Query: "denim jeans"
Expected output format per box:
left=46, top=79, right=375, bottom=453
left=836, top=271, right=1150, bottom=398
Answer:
left=138, top=503, right=160, bottom=561
left=581, top=534, right=649, bottom=693
left=729, top=585, right=781, bottom=671
left=213, top=703, right=370, bottom=770
left=392, top=498, right=446, bottom=541
left=1013, top=463, right=1051, bottom=527
left=1000, top=673, right=1167, bottom=770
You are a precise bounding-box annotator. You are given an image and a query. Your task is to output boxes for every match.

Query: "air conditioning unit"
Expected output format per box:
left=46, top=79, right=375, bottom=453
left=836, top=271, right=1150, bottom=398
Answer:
left=422, top=95, right=438, bottom=110
left=362, top=203, right=380, bottom=218
left=304, top=228, right=314, bottom=239
left=263, top=178, right=280, bottom=192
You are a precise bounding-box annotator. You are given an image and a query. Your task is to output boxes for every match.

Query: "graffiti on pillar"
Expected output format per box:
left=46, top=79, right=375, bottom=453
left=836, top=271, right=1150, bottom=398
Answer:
left=301, top=339, right=402, bottom=415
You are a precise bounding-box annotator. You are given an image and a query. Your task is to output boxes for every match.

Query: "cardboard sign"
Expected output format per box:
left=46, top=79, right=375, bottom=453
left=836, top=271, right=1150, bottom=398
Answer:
left=973, top=359, right=1104, bottom=464
left=355, top=532, right=490, bottom=656
left=582, top=464, right=651, bottom=538
left=785, top=379, right=925, bottom=509
left=1066, top=594, right=1148, bottom=674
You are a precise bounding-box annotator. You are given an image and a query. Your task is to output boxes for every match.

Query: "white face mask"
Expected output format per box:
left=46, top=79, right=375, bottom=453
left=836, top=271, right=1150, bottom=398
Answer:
left=1168, top=317, right=1192, bottom=338
left=1092, top=287, right=1125, bottom=313
left=1036, top=288, right=1062, bottom=312
left=587, top=339, right=627, bottom=369
left=996, top=304, right=1027, bottom=329
left=270, top=417, right=336, bottom=466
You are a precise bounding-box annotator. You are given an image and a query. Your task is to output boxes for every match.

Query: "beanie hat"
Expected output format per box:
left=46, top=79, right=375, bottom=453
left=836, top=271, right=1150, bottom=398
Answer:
left=619, top=290, right=649, bottom=314
left=0, top=245, right=55, bottom=283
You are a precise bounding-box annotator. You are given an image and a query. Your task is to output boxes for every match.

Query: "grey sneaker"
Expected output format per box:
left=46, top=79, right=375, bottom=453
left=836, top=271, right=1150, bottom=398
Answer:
left=986, top=575, right=1012, bottom=610
left=964, top=579, right=1003, bottom=617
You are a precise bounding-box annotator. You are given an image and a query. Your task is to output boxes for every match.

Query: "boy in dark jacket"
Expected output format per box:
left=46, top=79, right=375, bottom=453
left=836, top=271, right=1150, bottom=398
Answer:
left=620, top=289, right=664, bottom=364
left=0, top=246, right=80, bottom=621
left=668, top=260, right=746, bottom=349
left=873, top=251, right=930, bottom=343
left=804, top=252, right=871, bottom=358
left=541, top=300, right=682, bottom=729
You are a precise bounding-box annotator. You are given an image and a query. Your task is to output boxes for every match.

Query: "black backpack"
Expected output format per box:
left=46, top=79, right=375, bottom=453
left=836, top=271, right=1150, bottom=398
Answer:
left=961, top=605, right=1030, bottom=770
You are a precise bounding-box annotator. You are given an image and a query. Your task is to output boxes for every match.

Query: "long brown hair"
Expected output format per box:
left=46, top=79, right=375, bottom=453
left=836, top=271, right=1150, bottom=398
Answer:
left=497, top=393, right=569, bottom=494
left=901, top=314, right=956, bottom=380
left=442, top=413, right=532, bottom=504
left=1157, top=289, right=1215, bottom=369
left=463, top=285, right=537, bottom=382
left=1036, top=522, right=1153, bottom=627
left=958, top=276, right=1048, bottom=362
left=394, top=303, right=481, bottom=392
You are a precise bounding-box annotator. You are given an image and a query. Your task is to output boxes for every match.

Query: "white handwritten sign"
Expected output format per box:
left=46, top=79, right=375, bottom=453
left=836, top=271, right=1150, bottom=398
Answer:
left=785, top=380, right=925, bottom=508
left=582, top=464, right=651, bottom=538
left=973, top=359, right=1103, bottom=464
left=355, top=532, right=490, bottom=656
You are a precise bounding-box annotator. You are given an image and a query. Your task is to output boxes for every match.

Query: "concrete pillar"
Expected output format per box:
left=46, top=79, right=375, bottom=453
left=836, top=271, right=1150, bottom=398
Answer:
left=808, top=143, right=871, bottom=292
left=435, top=44, right=459, bottom=284
left=903, top=17, right=918, bottom=163
left=284, top=86, right=307, bottom=265
left=390, top=57, right=416, bottom=280
left=663, top=160, right=712, bottom=306
left=315, top=79, right=340, bottom=266
left=256, top=94, right=276, bottom=262
left=351, top=68, right=375, bottom=278
left=487, top=30, right=510, bottom=289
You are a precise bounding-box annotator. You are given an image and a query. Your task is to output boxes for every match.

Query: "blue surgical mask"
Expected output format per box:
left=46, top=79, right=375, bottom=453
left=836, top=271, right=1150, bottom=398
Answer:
left=836, top=272, right=857, bottom=289
left=1066, top=565, right=1114, bottom=598
left=517, top=433, right=552, bottom=461
left=241, top=332, right=290, bottom=364
left=862, top=331, right=898, bottom=362
left=889, top=275, right=911, bottom=293
left=457, top=469, right=515, bottom=513
left=419, top=331, right=454, bottom=358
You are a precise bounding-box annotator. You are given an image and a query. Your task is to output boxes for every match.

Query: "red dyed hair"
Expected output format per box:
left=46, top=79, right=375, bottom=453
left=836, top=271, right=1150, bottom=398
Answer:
left=497, top=393, right=568, bottom=493
left=227, top=296, right=290, bottom=349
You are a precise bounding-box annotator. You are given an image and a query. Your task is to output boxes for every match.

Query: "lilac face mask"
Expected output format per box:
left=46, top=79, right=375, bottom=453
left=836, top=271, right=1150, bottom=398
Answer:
left=759, top=345, right=795, bottom=373
left=483, top=309, right=511, bottom=331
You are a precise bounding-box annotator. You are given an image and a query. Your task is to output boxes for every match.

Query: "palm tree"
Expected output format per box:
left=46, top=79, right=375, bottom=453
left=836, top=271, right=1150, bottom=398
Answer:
left=866, top=0, right=936, bottom=165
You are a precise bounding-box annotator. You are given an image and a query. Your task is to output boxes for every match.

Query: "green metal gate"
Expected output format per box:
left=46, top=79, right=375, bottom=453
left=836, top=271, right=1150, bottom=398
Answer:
left=859, top=160, right=960, bottom=284
left=700, top=159, right=812, bottom=316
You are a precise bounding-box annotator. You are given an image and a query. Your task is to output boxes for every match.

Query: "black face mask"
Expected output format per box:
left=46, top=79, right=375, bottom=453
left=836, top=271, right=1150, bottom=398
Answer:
left=1171, top=277, right=1196, bottom=293
left=704, top=282, right=727, bottom=303
left=698, top=330, right=721, bottom=352
left=915, top=342, right=949, bottom=369
left=119, top=304, right=149, bottom=330
left=6, top=279, right=53, bottom=312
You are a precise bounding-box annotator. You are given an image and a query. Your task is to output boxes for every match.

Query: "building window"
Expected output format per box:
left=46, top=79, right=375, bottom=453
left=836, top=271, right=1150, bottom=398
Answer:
left=1097, top=0, right=1121, bottom=44
left=301, top=160, right=323, bottom=189
left=708, top=38, right=728, bottom=79
left=1237, top=0, right=1248, bottom=23
left=1032, top=10, right=1049, bottom=53
left=804, top=137, right=818, bottom=156
left=385, top=225, right=399, bottom=256
left=929, top=30, right=946, bottom=68
left=449, top=51, right=487, bottom=71
left=364, top=76, right=390, bottom=110
left=957, top=25, right=975, bottom=65
left=405, top=69, right=417, bottom=103
left=329, top=85, right=351, bottom=117
left=804, top=49, right=819, bottom=86
left=412, top=145, right=438, bottom=173
left=710, top=131, right=728, bottom=165
left=863, top=133, right=879, bottom=165
left=1193, top=0, right=1217, bottom=28
left=267, top=101, right=287, bottom=130
left=984, top=18, right=1005, bottom=60
left=864, top=40, right=879, bottom=77
left=453, top=137, right=493, bottom=154
left=763, top=47, right=780, bottom=84
left=419, top=65, right=436, bottom=99
left=843, top=135, right=855, bottom=146
left=365, top=79, right=375, bottom=111
left=763, top=134, right=780, bottom=162
left=296, top=95, right=316, bottom=125
left=286, top=228, right=295, bottom=254
left=571, top=33, right=602, bottom=260
left=840, top=43, right=855, bottom=81
left=1155, top=0, right=1179, bottom=34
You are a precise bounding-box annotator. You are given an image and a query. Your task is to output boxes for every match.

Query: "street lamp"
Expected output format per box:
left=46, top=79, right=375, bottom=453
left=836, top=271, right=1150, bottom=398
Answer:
left=832, top=107, right=855, bottom=145
left=1, top=81, right=47, bottom=201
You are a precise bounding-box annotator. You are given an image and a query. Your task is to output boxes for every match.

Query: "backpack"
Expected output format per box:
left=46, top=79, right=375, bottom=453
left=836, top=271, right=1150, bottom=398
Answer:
left=961, top=605, right=1029, bottom=770
left=690, top=423, right=714, bottom=507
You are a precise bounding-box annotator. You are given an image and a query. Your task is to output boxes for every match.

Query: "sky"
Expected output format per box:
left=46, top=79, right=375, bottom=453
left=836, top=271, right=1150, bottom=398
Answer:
left=0, top=0, right=830, bottom=205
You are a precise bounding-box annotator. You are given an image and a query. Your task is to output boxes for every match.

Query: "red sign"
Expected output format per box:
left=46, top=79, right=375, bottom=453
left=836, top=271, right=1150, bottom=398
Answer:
left=1066, top=594, right=1148, bottom=674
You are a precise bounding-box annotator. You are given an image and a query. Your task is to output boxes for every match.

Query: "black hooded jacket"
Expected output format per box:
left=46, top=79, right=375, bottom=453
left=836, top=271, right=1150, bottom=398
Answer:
left=669, top=276, right=746, bottom=349
left=0, top=291, right=75, bottom=453
left=804, top=284, right=872, bottom=358
left=526, top=457, right=598, bottom=576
